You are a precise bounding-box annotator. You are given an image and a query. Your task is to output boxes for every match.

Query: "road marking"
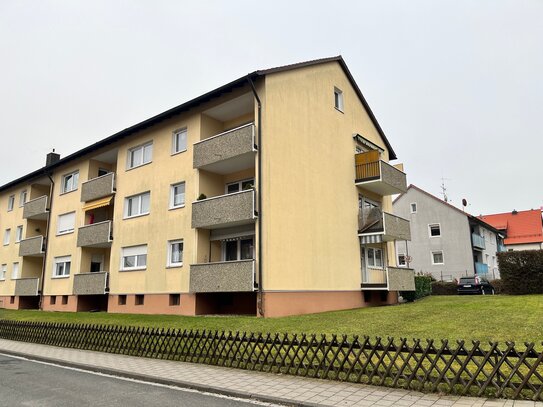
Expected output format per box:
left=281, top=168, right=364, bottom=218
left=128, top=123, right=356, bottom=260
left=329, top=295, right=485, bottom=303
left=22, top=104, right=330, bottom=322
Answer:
left=0, top=352, right=282, bottom=406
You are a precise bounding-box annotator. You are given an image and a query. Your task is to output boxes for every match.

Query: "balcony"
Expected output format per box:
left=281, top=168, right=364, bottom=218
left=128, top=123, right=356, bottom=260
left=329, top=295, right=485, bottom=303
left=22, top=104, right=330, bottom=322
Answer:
left=192, top=190, right=256, bottom=229
left=359, top=208, right=411, bottom=242
left=15, top=278, right=39, bottom=296
left=19, top=236, right=45, bottom=257
left=472, top=233, right=486, bottom=250
left=73, top=272, right=109, bottom=295
left=475, top=262, right=489, bottom=275
left=355, top=152, right=407, bottom=196
left=190, top=260, right=255, bottom=293
left=81, top=172, right=115, bottom=202
left=77, top=221, right=113, bottom=248
left=361, top=267, right=415, bottom=291
left=193, top=123, right=256, bottom=174
left=23, top=195, right=49, bottom=220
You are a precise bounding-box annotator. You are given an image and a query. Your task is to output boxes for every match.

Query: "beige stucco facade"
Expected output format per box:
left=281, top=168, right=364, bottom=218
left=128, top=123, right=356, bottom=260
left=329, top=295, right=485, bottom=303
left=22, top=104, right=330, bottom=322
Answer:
left=0, top=57, right=412, bottom=316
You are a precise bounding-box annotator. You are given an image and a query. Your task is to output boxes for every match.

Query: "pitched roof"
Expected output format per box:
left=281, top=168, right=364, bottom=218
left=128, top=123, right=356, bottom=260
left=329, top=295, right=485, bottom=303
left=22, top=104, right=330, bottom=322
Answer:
left=0, top=56, right=397, bottom=193
left=478, top=210, right=543, bottom=245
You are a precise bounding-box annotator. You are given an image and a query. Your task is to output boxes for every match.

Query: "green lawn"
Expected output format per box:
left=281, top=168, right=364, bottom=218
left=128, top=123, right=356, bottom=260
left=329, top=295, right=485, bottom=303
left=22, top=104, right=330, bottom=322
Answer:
left=1, top=295, right=542, bottom=344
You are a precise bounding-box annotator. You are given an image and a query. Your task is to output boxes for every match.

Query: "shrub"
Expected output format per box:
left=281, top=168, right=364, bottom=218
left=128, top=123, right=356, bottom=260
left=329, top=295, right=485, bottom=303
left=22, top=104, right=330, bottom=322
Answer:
left=401, top=275, right=432, bottom=302
left=498, top=250, right=543, bottom=295
left=489, top=279, right=503, bottom=295
left=431, top=281, right=458, bottom=295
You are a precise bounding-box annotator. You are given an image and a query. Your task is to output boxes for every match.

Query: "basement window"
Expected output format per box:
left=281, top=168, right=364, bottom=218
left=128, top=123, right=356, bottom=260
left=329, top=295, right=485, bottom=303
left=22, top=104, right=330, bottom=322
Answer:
left=62, top=296, right=68, bottom=305
left=169, top=294, right=180, bottom=306
left=10, top=296, right=15, bottom=304
left=50, top=296, right=57, bottom=305
left=118, top=295, right=127, bottom=305
left=135, top=294, right=144, bottom=306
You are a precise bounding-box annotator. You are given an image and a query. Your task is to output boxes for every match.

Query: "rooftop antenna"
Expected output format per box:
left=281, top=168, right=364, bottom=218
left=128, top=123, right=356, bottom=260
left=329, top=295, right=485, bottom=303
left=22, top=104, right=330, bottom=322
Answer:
left=440, top=176, right=450, bottom=203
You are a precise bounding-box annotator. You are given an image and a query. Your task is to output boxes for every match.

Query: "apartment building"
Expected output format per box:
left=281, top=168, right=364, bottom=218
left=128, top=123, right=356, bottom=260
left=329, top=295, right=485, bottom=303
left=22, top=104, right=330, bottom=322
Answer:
left=0, top=56, right=414, bottom=317
left=479, top=209, right=543, bottom=251
left=393, top=185, right=505, bottom=281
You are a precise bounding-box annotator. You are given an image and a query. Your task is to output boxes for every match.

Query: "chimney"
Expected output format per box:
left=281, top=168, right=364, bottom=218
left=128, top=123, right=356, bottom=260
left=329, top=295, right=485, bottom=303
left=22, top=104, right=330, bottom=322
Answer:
left=512, top=209, right=518, bottom=215
left=46, top=149, right=60, bottom=167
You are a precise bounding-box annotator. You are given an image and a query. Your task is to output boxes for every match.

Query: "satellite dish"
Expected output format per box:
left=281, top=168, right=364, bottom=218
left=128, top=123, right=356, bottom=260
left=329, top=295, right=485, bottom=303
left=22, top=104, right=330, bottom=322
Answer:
left=462, top=199, right=467, bottom=207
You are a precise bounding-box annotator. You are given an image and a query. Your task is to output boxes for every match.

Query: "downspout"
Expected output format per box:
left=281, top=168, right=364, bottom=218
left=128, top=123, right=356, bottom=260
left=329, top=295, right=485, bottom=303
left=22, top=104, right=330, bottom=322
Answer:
left=38, top=173, right=54, bottom=310
left=247, top=75, right=264, bottom=317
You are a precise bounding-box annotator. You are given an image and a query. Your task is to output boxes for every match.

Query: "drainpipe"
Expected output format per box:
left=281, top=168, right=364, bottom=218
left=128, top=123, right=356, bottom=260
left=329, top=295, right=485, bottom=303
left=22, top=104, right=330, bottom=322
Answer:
left=247, top=75, right=264, bottom=317
left=38, top=173, right=54, bottom=310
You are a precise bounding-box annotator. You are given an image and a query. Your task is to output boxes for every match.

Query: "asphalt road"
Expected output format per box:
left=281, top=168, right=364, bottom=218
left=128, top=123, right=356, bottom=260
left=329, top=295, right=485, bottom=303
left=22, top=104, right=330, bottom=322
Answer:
left=0, top=354, right=273, bottom=406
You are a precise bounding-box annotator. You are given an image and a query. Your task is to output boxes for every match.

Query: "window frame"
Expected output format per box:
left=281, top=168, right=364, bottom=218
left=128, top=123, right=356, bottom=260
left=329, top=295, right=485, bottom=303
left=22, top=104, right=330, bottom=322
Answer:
left=410, top=203, right=417, bottom=213
left=127, top=141, right=153, bottom=170
left=0, top=264, right=6, bottom=280
left=19, top=190, right=27, bottom=207
left=7, top=195, right=15, bottom=211
left=366, top=247, right=385, bottom=269
left=167, top=239, right=184, bottom=268
left=334, top=87, right=344, bottom=112
left=3, top=229, right=10, bottom=246
left=171, top=128, right=188, bottom=155
left=398, top=254, right=407, bottom=267
left=221, top=236, right=255, bottom=262
left=169, top=182, right=186, bottom=209
left=11, top=262, right=19, bottom=280
left=428, top=223, right=441, bottom=238
left=15, top=225, right=23, bottom=243
left=124, top=191, right=151, bottom=219
left=431, top=250, right=445, bottom=265
left=53, top=256, right=71, bottom=278
left=61, top=171, right=79, bottom=194
left=225, top=178, right=255, bottom=194
left=57, top=211, right=76, bottom=235
left=120, top=245, right=148, bottom=271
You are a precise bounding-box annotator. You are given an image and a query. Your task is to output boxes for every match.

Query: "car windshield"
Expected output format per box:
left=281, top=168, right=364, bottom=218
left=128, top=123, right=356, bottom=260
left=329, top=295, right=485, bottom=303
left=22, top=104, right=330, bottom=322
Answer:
left=459, top=277, right=476, bottom=284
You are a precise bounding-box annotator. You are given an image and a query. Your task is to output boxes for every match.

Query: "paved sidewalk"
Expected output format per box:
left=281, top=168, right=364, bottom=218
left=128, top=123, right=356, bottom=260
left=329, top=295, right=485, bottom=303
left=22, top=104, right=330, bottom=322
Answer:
left=0, top=339, right=541, bottom=407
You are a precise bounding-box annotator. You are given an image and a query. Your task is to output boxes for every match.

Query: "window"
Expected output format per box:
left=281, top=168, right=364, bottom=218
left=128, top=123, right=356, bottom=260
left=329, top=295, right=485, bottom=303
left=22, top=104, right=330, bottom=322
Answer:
left=3, top=229, right=10, bottom=246
left=222, top=237, right=255, bottom=261
left=367, top=248, right=384, bottom=268
left=62, top=295, right=68, bottom=305
left=0, top=264, right=6, bottom=280
left=62, top=171, right=79, bottom=193
left=57, top=212, right=76, bottom=235
left=167, top=240, right=184, bottom=267
left=432, top=251, right=444, bottom=265
left=135, top=294, right=144, bottom=306
left=15, top=225, right=23, bottom=243
left=334, top=87, right=344, bottom=112
left=7, top=195, right=14, bottom=211
left=226, top=179, right=254, bottom=194
left=50, top=296, right=56, bottom=305
left=398, top=254, right=407, bottom=267
left=11, top=263, right=19, bottom=279
left=98, top=168, right=109, bottom=177
left=10, top=296, right=15, bottom=304
left=19, top=190, right=27, bottom=207
left=429, top=224, right=441, bottom=237
left=53, top=256, right=71, bottom=277
left=121, top=245, right=147, bottom=271
left=172, top=128, right=187, bottom=154
left=118, top=295, right=127, bottom=305
left=170, top=182, right=185, bottom=209
left=127, top=142, right=153, bottom=169
left=169, top=294, right=180, bottom=306
left=124, top=192, right=150, bottom=218
left=410, top=203, right=417, bottom=213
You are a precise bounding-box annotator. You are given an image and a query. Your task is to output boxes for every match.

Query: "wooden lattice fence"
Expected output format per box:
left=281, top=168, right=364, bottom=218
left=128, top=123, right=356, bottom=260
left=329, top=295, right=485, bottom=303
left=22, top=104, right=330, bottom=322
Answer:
left=0, top=320, right=542, bottom=400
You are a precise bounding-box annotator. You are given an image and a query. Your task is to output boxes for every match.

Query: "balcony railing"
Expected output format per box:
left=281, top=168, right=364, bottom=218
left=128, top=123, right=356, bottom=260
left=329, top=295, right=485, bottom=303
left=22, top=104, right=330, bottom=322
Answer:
left=77, top=221, right=113, bottom=248
left=81, top=172, right=115, bottom=202
left=23, top=195, right=49, bottom=220
left=355, top=152, right=407, bottom=196
left=19, top=236, right=45, bottom=257
left=73, top=272, right=109, bottom=295
left=15, top=278, right=40, bottom=296
left=189, top=259, right=255, bottom=293
left=361, top=267, right=415, bottom=291
left=472, top=233, right=486, bottom=250
left=358, top=208, right=411, bottom=242
left=475, top=262, right=489, bottom=275
left=192, top=189, right=256, bottom=229
left=193, top=123, right=256, bottom=174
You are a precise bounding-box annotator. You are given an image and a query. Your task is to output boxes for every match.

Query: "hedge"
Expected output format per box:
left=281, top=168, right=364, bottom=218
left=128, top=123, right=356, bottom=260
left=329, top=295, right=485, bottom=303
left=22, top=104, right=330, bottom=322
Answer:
left=498, top=250, right=543, bottom=295
left=401, top=275, right=432, bottom=302
left=431, top=281, right=458, bottom=295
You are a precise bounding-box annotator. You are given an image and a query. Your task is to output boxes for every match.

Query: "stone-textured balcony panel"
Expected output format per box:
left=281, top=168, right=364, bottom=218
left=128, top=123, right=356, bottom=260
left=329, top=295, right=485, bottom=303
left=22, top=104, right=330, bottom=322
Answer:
left=190, top=260, right=255, bottom=293
left=355, top=152, right=407, bottom=196
left=192, top=190, right=256, bottom=229
left=193, top=124, right=256, bottom=174
left=383, top=212, right=411, bottom=241
left=15, top=278, right=39, bottom=296
left=359, top=210, right=411, bottom=242
left=387, top=267, right=415, bottom=291
left=19, top=236, right=45, bottom=257
left=81, top=173, right=115, bottom=202
left=73, top=272, right=109, bottom=295
left=77, top=221, right=113, bottom=248
left=23, top=195, right=49, bottom=220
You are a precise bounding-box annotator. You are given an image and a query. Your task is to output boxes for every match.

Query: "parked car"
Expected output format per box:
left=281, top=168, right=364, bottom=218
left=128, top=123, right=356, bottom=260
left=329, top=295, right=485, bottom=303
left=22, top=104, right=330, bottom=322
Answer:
left=457, top=276, right=495, bottom=295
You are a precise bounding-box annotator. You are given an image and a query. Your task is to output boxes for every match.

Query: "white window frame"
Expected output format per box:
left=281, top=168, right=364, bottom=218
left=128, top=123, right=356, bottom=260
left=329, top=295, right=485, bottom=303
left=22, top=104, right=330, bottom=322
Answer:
left=120, top=245, right=148, bottom=271
left=221, top=236, right=255, bottom=262
left=19, top=190, right=27, bottom=207
left=127, top=141, right=153, bottom=170
left=15, top=225, right=23, bottom=243
left=11, top=262, right=19, bottom=280
left=3, top=229, right=10, bottom=246
left=431, top=250, right=444, bottom=265
left=7, top=195, right=14, bottom=211
left=57, top=212, right=76, bottom=235
left=428, top=223, right=441, bottom=238
left=62, top=171, right=79, bottom=194
left=410, top=203, right=417, bottom=213
left=169, top=182, right=186, bottom=209
left=366, top=247, right=385, bottom=269
left=0, top=264, right=6, bottom=280
left=167, top=239, right=184, bottom=267
left=225, top=178, right=255, bottom=194
left=53, top=256, right=71, bottom=278
left=124, top=192, right=151, bottom=219
left=334, top=87, right=344, bottom=112
left=397, top=254, right=407, bottom=267
left=172, top=128, right=188, bottom=155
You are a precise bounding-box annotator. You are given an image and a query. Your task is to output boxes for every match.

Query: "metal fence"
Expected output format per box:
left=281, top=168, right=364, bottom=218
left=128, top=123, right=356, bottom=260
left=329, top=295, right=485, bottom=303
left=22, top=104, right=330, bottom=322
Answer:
left=0, top=320, right=542, bottom=400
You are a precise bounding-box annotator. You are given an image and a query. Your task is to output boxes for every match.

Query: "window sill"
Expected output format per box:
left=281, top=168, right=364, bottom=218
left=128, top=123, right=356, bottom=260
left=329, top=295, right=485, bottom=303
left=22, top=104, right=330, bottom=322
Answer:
left=166, top=264, right=183, bottom=269
left=59, top=189, right=78, bottom=196
left=52, top=275, right=70, bottom=279
left=120, top=267, right=147, bottom=272
left=171, top=149, right=187, bottom=157
left=0, top=279, right=5, bottom=282
left=334, top=107, right=344, bottom=114
left=168, top=205, right=185, bottom=211
left=126, top=161, right=152, bottom=172
left=123, top=212, right=150, bottom=220
left=56, top=231, right=74, bottom=236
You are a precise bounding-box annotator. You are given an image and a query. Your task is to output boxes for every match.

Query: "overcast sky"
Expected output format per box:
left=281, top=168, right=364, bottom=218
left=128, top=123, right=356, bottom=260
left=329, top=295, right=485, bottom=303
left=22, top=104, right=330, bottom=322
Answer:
left=1, top=1, right=541, bottom=215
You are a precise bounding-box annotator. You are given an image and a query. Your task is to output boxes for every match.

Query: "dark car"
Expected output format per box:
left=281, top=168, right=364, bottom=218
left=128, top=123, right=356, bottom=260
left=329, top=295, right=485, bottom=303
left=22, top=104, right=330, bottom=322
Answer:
left=457, top=276, right=495, bottom=295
